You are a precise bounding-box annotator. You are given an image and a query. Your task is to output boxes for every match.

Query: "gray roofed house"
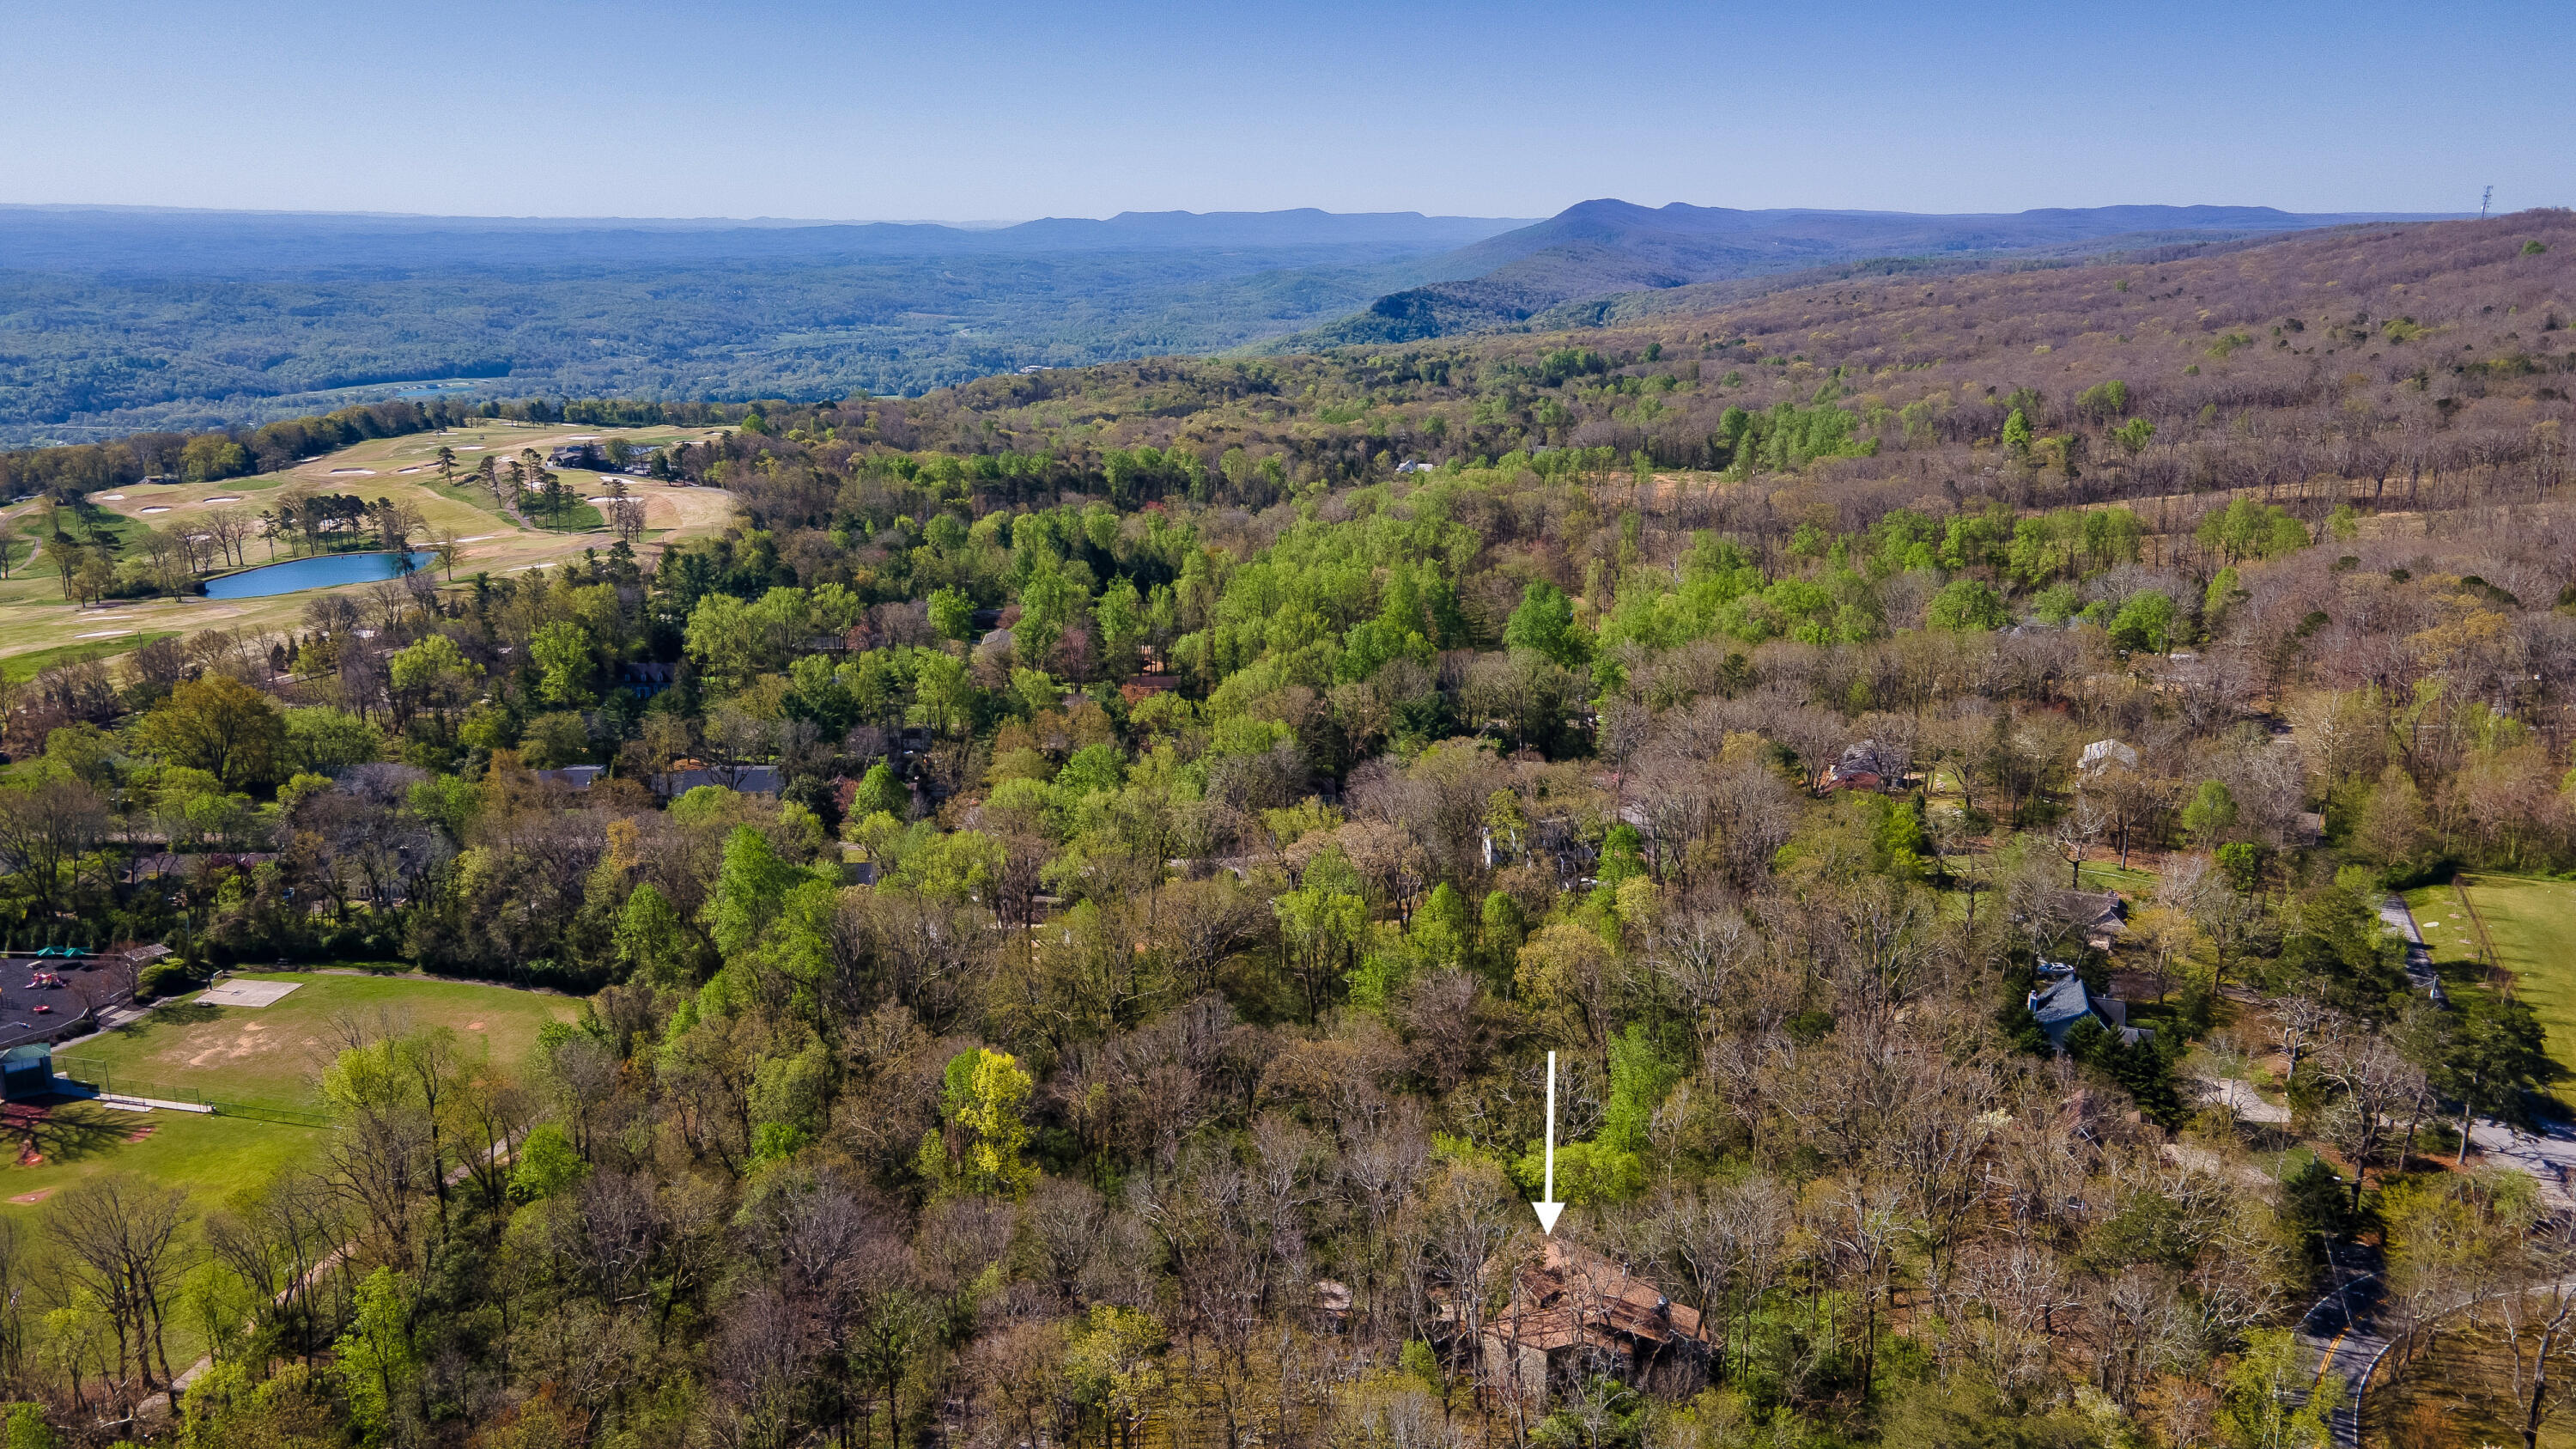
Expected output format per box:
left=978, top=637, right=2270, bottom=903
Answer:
left=2055, top=890, right=2128, bottom=950
left=653, top=764, right=782, bottom=798
left=2078, top=740, right=2138, bottom=777
left=2026, top=972, right=2146, bottom=1050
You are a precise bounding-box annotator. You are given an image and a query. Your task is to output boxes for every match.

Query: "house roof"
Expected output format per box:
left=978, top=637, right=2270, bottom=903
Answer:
left=2026, top=973, right=2148, bottom=1050
left=2028, top=973, right=2099, bottom=1035
left=2079, top=740, right=2139, bottom=773
left=1480, top=1239, right=1706, bottom=1354
left=2054, top=890, right=2125, bottom=929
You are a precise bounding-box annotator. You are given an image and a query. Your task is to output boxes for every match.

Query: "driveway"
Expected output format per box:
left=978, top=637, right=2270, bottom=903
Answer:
left=2377, top=893, right=2445, bottom=1002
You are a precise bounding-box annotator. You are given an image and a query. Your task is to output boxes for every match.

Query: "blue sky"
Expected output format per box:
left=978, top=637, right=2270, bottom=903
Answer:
left=3, top=0, right=2564, bottom=220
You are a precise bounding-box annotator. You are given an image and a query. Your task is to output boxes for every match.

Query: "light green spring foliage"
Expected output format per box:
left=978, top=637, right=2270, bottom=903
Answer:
left=527, top=619, right=594, bottom=706
left=508, top=1122, right=586, bottom=1201
left=2002, top=408, right=2033, bottom=456
left=2110, top=590, right=2178, bottom=654
left=2181, top=780, right=2239, bottom=845
left=0, top=1403, right=57, bottom=1449
left=1065, top=1306, right=1167, bottom=1430
left=1510, top=1025, right=1680, bottom=1205
left=2219, top=1329, right=2340, bottom=1449
left=334, top=1267, right=420, bottom=1447
left=920, top=1046, right=1038, bottom=1198
left=1927, top=577, right=2008, bottom=633
left=2196, top=497, right=2312, bottom=563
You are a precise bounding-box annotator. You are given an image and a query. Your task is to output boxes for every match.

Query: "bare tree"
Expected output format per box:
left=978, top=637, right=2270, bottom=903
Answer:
left=45, top=1174, right=193, bottom=1410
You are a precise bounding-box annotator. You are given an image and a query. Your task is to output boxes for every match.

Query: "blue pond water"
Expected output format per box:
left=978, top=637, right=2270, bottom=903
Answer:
left=203, top=551, right=436, bottom=600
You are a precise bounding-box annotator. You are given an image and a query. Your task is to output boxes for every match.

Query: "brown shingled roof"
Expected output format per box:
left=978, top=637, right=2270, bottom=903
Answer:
left=1482, top=1239, right=1706, bottom=1354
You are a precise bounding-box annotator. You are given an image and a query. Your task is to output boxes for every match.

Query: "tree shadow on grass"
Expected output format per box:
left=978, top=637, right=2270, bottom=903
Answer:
left=108, top=1003, right=222, bottom=1036
left=18, top=1103, right=141, bottom=1166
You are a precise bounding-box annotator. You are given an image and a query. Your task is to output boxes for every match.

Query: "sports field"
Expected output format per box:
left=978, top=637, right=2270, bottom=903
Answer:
left=53, top=969, right=580, bottom=1114
left=0, top=1105, right=323, bottom=1216
left=2406, top=874, right=2576, bottom=1105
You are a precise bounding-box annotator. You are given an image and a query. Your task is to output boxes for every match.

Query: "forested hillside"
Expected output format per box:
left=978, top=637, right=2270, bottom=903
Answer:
left=0, top=213, right=2567, bottom=1446
left=1278, top=201, right=2450, bottom=347
left=0, top=202, right=2431, bottom=445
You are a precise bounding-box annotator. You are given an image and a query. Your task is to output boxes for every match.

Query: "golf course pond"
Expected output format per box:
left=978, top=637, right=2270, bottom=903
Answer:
left=203, top=551, right=437, bottom=600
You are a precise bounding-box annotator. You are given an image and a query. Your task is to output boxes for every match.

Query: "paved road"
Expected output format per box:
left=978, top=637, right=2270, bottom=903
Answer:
left=2470, top=1117, right=2576, bottom=1210
left=2378, top=893, right=2445, bottom=1002
left=2294, top=1248, right=2385, bottom=1449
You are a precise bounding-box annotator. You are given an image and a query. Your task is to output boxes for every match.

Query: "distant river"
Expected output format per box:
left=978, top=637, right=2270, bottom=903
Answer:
left=204, top=551, right=437, bottom=600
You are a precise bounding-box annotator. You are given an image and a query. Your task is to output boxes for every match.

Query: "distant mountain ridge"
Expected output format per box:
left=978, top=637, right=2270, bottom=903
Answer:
left=0, top=204, right=1536, bottom=274
left=1279, top=200, right=2464, bottom=347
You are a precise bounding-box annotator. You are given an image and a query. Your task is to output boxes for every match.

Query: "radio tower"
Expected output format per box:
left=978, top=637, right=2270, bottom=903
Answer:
left=2481, top=186, right=2494, bottom=220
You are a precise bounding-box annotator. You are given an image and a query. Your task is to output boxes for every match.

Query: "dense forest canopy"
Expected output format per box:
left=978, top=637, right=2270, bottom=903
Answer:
left=0, top=213, right=2566, bottom=1447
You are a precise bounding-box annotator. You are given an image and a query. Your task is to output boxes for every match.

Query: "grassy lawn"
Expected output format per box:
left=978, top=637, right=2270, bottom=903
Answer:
left=0, top=1105, right=322, bottom=1215
left=2366, top=1294, right=2576, bottom=1449
left=2075, top=860, right=2160, bottom=894
left=0, top=630, right=176, bottom=684
left=2407, top=874, right=2576, bottom=1106
left=55, top=970, right=580, bottom=1113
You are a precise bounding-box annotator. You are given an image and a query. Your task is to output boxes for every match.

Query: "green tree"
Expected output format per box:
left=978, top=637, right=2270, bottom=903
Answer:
left=0, top=1403, right=57, bottom=1449
left=850, top=762, right=908, bottom=822
left=1926, top=577, right=2008, bottom=632
left=2109, top=590, right=2177, bottom=654
left=2181, top=781, right=2239, bottom=847
left=2431, top=992, right=2562, bottom=1153
left=137, top=674, right=288, bottom=791
left=1065, top=1306, right=1167, bottom=1449
left=707, top=825, right=826, bottom=957
left=616, top=880, right=690, bottom=984
left=527, top=619, right=594, bottom=706
left=920, top=1047, right=1038, bottom=1198
left=388, top=635, right=483, bottom=736
left=928, top=586, right=976, bottom=642
left=507, top=1123, right=587, bottom=1201
left=334, top=1267, right=421, bottom=1446
left=1504, top=581, right=1590, bottom=669
left=2219, top=1328, right=2340, bottom=1449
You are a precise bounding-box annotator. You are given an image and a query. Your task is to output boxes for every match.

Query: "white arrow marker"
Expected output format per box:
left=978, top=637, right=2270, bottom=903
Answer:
left=1534, top=1050, right=1565, bottom=1234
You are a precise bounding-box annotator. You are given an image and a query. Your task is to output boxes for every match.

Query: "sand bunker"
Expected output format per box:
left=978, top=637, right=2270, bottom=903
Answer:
left=96, top=493, right=125, bottom=501
left=326, top=468, right=375, bottom=476
left=76, top=630, right=132, bottom=639
left=396, top=466, right=423, bottom=473
left=201, top=496, right=240, bottom=503
left=138, top=506, right=171, bottom=514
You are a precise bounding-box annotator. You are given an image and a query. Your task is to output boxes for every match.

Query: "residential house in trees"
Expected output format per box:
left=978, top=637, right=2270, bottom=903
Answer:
left=1479, top=1239, right=1710, bottom=1398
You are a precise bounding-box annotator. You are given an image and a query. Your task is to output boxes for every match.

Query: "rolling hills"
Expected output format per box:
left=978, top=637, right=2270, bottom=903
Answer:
left=0, top=200, right=2458, bottom=447
left=1279, top=200, right=2461, bottom=346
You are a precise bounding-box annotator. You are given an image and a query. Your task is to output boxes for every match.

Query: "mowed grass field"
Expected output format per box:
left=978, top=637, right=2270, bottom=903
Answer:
left=0, top=971, right=576, bottom=1373
left=54, top=970, right=581, bottom=1111
left=0, top=421, right=736, bottom=671
left=2407, top=874, right=2576, bottom=1106
left=0, top=1107, right=323, bottom=1216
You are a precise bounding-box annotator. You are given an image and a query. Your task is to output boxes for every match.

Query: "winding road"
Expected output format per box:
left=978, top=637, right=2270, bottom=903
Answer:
left=2294, top=1249, right=2388, bottom=1449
